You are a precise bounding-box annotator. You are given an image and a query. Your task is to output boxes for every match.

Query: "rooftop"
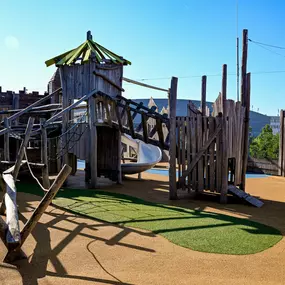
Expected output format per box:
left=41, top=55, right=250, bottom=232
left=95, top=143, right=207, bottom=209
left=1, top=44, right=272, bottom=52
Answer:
left=45, top=31, right=131, bottom=67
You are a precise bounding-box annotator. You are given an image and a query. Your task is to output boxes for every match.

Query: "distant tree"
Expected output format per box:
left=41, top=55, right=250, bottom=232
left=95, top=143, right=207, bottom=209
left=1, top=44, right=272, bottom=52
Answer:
left=249, top=125, right=279, bottom=159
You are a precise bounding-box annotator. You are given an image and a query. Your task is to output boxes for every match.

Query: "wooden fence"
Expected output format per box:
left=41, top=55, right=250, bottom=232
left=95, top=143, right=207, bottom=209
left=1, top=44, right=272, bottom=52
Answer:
left=176, top=98, right=245, bottom=194
left=278, top=110, right=285, bottom=176
left=247, top=157, right=278, bottom=175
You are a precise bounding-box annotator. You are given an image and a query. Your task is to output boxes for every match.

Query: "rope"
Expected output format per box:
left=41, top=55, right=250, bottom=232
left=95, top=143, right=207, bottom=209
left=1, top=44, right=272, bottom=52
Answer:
left=48, top=122, right=88, bottom=161
left=24, top=148, right=48, bottom=192
left=48, top=111, right=87, bottom=140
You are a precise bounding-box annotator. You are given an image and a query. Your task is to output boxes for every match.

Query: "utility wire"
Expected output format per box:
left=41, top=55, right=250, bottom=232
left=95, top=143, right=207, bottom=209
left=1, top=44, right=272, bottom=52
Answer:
left=248, top=38, right=285, bottom=50
left=249, top=40, right=285, bottom=58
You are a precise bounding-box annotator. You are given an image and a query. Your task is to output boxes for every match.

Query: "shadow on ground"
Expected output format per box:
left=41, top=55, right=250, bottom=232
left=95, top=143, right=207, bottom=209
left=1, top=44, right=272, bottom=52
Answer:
left=0, top=191, right=149, bottom=285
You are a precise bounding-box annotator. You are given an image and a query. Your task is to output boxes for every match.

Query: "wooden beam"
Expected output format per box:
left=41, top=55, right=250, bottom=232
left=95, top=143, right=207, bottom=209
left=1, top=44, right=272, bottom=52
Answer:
left=20, top=165, right=72, bottom=246
left=0, top=104, right=62, bottom=115
left=0, top=128, right=10, bottom=136
left=3, top=161, right=27, bottom=175
left=241, top=29, right=248, bottom=107
left=280, top=110, right=285, bottom=177
left=222, top=64, right=227, bottom=112
left=41, top=119, right=50, bottom=189
left=117, top=131, right=122, bottom=184
left=188, top=101, right=202, bottom=116
left=116, top=96, right=168, bottom=122
left=103, top=97, right=112, bottom=126
left=126, top=106, right=135, bottom=138
left=279, top=110, right=285, bottom=176
left=178, top=123, right=222, bottom=187
left=89, top=97, right=97, bottom=188
left=13, top=117, right=35, bottom=180
left=122, top=77, right=168, bottom=92
left=220, top=116, right=228, bottom=203
left=132, top=102, right=144, bottom=120
left=1, top=161, right=44, bottom=168
left=169, top=77, right=178, bottom=200
left=156, top=119, right=164, bottom=147
left=141, top=113, right=148, bottom=143
left=201, top=76, right=207, bottom=116
left=2, top=174, right=21, bottom=248
left=6, top=88, right=61, bottom=124
left=114, top=102, right=123, bottom=132
left=241, top=73, right=251, bottom=190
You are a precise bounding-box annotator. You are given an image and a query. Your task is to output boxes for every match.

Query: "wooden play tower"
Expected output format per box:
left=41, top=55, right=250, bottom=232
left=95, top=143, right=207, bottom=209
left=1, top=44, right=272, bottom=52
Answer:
left=46, top=31, right=131, bottom=187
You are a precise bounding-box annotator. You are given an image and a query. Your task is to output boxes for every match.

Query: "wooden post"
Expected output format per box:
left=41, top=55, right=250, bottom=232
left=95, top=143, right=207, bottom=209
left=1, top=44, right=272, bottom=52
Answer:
left=169, top=77, right=178, bottom=200
left=279, top=110, right=285, bottom=176
left=40, top=119, right=50, bottom=189
left=239, top=29, right=248, bottom=190
left=117, top=130, right=122, bottom=184
left=13, top=117, right=35, bottom=180
left=201, top=76, right=207, bottom=116
left=241, top=30, right=248, bottom=107
left=282, top=111, right=285, bottom=177
left=220, top=115, right=228, bottom=203
left=222, top=64, right=227, bottom=113
left=241, top=73, right=251, bottom=190
left=89, top=96, right=97, bottom=188
left=4, top=118, right=10, bottom=162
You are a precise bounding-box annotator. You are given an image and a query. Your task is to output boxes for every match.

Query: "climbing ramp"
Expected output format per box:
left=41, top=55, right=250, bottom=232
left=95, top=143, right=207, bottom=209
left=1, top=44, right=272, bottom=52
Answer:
left=228, top=185, right=264, bottom=208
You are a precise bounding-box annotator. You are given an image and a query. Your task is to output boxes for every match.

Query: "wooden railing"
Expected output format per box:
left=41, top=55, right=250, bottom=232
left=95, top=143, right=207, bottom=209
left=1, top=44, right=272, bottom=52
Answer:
left=93, top=93, right=170, bottom=150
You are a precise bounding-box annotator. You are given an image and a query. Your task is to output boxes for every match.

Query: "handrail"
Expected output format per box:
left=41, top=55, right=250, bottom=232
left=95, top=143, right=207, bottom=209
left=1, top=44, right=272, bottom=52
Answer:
left=43, top=89, right=97, bottom=127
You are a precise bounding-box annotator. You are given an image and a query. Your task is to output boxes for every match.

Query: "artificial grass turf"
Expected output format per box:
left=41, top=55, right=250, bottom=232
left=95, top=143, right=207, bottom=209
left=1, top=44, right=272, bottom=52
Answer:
left=17, top=183, right=282, bottom=255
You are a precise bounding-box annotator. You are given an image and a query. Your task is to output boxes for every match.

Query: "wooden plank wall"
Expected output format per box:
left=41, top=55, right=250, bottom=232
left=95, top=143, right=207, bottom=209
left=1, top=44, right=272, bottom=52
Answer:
left=176, top=116, right=222, bottom=193
left=176, top=99, right=246, bottom=193
left=60, top=62, right=123, bottom=102
left=212, top=94, right=245, bottom=185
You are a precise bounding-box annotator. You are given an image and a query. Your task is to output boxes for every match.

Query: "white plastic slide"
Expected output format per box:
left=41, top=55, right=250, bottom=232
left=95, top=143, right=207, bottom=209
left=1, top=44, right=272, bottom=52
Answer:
left=121, top=134, right=162, bottom=175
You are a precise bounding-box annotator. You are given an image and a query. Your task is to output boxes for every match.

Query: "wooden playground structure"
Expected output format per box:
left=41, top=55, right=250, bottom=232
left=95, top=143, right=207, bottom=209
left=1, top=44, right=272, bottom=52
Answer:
left=0, top=28, right=260, bottom=262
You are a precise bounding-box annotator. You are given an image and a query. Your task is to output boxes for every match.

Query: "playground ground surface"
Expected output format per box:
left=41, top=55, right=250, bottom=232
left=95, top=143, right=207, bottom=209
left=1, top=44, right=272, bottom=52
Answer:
left=0, top=172, right=284, bottom=284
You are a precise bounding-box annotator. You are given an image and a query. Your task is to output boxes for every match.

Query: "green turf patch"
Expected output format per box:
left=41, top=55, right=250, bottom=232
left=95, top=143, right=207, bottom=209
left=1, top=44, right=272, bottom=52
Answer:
left=17, top=183, right=282, bottom=255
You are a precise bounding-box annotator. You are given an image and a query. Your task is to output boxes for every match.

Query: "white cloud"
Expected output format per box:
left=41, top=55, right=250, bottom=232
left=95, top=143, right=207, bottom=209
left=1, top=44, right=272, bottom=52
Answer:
left=4, top=36, right=19, bottom=50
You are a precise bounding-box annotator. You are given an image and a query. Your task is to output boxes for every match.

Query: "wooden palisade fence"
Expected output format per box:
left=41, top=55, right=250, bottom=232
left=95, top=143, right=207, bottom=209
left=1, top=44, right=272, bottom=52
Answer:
left=278, top=109, right=285, bottom=176
left=169, top=29, right=251, bottom=203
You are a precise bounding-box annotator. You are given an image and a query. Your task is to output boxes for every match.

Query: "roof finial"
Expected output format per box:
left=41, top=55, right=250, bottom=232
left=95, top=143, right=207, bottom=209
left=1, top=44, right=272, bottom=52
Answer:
left=87, top=31, right=92, bottom=41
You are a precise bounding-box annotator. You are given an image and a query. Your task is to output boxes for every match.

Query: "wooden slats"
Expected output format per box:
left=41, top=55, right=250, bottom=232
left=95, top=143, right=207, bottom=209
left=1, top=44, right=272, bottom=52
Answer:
left=208, top=117, right=215, bottom=192
left=197, top=114, right=204, bottom=192
left=186, top=117, right=191, bottom=191
left=142, top=113, right=148, bottom=143
left=178, top=121, right=222, bottom=187
left=177, top=118, right=181, bottom=179
left=190, top=116, right=197, bottom=190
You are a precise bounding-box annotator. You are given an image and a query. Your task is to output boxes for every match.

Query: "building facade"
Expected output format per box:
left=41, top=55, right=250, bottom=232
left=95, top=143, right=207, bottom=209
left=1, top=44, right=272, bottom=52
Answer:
left=270, top=116, right=280, bottom=135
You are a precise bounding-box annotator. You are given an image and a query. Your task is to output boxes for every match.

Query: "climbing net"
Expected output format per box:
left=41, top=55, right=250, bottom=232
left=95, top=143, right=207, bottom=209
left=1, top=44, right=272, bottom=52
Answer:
left=48, top=111, right=88, bottom=161
left=8, top=111, right=89, bottom=192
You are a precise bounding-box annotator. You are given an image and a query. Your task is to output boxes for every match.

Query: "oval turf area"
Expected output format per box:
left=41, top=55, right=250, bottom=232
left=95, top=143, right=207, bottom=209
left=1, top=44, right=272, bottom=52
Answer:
left=18, top=184, right=282, bottom=255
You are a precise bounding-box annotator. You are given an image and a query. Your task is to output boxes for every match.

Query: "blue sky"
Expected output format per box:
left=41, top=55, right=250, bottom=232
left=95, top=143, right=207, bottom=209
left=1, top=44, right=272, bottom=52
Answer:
left=1, top=0, right=285, bottom=116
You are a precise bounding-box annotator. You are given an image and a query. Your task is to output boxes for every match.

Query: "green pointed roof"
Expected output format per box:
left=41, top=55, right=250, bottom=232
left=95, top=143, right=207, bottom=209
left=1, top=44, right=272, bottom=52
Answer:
left=45, top=31, right=131, bottom=67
